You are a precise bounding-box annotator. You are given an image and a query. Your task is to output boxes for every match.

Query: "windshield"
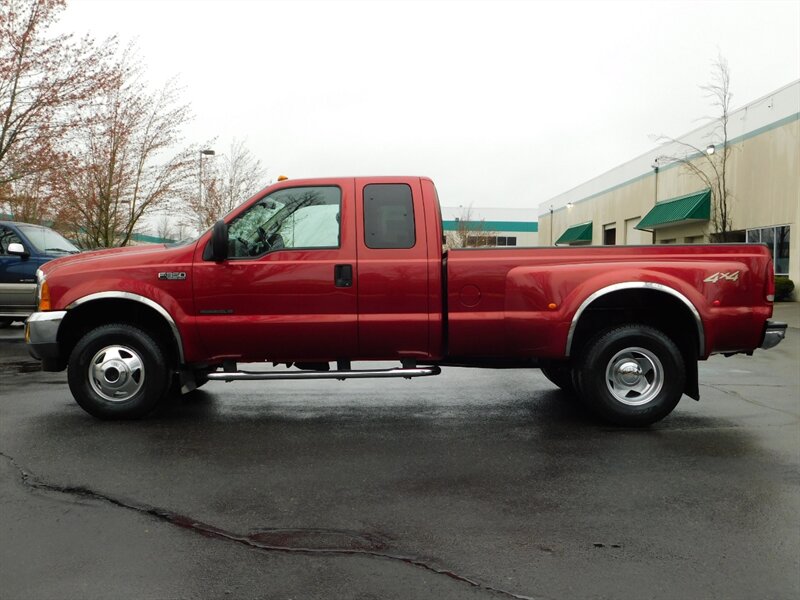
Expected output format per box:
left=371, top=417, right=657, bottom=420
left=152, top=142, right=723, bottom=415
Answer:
left=17, top=225, right=80, bottom=254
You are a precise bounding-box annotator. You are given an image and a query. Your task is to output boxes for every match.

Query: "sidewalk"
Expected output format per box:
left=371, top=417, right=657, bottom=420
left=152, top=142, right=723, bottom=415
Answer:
left=772, top=301, right=800, bottom=329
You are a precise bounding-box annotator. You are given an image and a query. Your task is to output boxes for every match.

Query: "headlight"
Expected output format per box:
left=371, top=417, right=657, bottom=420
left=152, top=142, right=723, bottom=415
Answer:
left=35, top=269, right=51, bottom=311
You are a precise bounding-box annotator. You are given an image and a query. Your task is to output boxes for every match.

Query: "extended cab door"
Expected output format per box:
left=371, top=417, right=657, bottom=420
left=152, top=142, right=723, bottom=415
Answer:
left=192, top=181, right=359, bottom=362
left=355, top=178, right=432, bottom=359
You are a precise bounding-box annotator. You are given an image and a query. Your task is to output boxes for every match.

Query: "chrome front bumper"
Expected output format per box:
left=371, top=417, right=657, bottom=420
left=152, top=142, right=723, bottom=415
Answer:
left=25, top=311, right=67, bottom=369
left=760, top=320, right=787, bottom=350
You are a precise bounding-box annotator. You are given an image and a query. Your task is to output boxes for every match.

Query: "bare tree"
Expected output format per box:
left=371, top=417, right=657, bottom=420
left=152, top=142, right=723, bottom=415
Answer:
left=445, top=205, right=498, bottom=248
left=0, top=0, right=117, bottom=218
left=155, top=212, right=175, bottom=242
left=188, top=138, right=267, bottom=231
left=52, top=49, right=196, bottom=248
left=660, top=55, right=734, bottom=241
left=0, top=167, right=48, bottom=222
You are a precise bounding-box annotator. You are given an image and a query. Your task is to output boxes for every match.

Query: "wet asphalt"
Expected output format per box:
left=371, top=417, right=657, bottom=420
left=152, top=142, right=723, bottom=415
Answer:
left=0, top=319, right=798, bottom=600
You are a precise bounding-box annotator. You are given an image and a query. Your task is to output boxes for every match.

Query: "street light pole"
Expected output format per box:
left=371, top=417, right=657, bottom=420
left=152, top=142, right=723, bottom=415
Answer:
left=199, top=148, right=215, bottom=206
left=651, top=156, right=668, bottom=244
left=549, top=205, right=554, bottom=246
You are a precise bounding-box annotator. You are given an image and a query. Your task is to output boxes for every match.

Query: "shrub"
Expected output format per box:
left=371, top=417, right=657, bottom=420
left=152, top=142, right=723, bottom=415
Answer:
left=775, top=276, right=795, bottom=301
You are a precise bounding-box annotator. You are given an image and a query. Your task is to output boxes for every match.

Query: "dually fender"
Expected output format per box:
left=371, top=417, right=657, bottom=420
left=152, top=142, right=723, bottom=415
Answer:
left=66, top=291, right=186, bottom=363
left=564, top=281, right=705, bottom=357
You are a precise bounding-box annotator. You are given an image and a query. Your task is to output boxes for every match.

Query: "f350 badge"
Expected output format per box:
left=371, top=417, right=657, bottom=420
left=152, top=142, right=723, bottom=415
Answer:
left=704, top=271, right=740, bottom=283
left=158, top=272, right=187, bottom=281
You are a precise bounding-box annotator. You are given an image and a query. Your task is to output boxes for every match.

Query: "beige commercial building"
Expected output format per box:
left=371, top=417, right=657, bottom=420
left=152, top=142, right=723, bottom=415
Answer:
left=442, top=206, right=539, bottom=247
left=539, top=80, right=799, bottom=291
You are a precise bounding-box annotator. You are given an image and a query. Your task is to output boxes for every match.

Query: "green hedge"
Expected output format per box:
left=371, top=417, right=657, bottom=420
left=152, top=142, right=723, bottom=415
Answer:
left=775, top=276, right=795, bottom=301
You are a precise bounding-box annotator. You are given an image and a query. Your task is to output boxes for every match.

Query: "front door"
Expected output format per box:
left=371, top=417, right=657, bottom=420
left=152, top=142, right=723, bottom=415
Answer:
left=192, top=182, right=359, bottom=363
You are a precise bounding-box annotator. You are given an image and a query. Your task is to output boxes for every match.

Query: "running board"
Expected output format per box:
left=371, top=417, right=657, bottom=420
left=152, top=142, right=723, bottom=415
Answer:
left=206, top=366, right=441, bottom=382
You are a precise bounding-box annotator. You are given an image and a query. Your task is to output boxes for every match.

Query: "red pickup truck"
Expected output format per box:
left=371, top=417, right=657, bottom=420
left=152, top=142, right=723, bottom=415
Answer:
left=25, top=176, right=786, bottom=425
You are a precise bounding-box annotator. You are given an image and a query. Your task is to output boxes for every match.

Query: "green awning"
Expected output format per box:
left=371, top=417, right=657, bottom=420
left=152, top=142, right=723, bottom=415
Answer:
left=636, top=189, right=711, bottom=230
left=555, top=221, right=593, bottom=245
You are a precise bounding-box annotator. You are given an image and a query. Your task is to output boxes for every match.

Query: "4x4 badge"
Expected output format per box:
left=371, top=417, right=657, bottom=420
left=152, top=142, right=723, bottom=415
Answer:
left=704, top=271, right=740, bottom=283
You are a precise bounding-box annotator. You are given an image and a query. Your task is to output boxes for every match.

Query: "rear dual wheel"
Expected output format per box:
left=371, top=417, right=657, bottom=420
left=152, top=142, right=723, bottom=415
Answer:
left=573, top=325, right=685, bottom=427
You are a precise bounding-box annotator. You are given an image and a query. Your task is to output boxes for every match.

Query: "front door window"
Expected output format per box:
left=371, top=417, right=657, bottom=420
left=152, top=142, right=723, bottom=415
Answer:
left=227, top=186, right=341, bottom=258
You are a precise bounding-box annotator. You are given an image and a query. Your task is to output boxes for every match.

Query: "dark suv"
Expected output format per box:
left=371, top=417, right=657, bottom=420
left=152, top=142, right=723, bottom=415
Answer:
left=0, top=221, right=79, bottom=327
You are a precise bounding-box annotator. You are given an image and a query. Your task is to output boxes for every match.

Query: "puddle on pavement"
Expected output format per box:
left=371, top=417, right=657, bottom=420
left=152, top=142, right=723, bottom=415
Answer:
left=1, top=360, right=41, bottom=374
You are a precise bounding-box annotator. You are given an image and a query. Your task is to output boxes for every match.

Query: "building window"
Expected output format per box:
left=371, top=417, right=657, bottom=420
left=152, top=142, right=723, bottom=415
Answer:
left=684, top=235, right=705, bottom=244
left=747, top=225, right=790, bottom=275
left=660, top=238, right=676, bottom=244
left=497, top=236, right=517, bottom=246
left=466, top=235, right=517, bottom=247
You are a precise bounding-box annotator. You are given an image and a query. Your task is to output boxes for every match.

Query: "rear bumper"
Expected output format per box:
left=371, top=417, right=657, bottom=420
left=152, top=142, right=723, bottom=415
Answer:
left=760, top=320, right=787, bottom=350
left=25, top=311, right=67, bottom=370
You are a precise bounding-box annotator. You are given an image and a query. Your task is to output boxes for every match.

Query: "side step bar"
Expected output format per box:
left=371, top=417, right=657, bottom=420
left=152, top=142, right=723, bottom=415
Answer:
left=206, top=366, right=441, bottom=382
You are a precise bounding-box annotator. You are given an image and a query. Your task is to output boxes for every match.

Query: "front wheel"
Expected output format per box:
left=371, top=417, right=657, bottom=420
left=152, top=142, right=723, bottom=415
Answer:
left=67, top=324, right=171, bottom=419
left=574, top=325, right=686, bottom=426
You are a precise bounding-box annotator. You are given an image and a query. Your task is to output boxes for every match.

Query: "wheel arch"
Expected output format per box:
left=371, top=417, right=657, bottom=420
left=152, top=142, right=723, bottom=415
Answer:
left=566, top=283, right=703, bottom=401
left=60, top=292, right=184, bottom=366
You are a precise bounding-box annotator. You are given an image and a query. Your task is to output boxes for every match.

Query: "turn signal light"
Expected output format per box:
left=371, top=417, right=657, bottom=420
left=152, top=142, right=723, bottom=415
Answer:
left=766, top=263, right=775, bottom=302
left=277, top=175, right=289, bottom=181
left=39, top=280, right=51, bottom=311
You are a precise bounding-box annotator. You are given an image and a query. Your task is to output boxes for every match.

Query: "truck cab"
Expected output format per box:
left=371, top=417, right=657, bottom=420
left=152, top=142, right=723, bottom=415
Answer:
left=192, top=177, right=444, bottom=363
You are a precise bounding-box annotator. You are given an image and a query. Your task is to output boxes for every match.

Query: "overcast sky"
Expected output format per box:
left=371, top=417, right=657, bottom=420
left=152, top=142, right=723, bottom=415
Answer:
left=57, top=0, right=800, bottom=215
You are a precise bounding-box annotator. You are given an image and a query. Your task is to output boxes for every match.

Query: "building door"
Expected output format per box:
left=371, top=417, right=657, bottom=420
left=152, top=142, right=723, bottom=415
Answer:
left=603, top=224, right=617, bottom=245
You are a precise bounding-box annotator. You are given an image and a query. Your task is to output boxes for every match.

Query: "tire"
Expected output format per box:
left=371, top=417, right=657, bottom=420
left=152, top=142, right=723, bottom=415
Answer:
left=574, top=325, right=685, bottom=427
left=67, top=324, right=171, bottom=419
left=539, top=360, right=576, bottom=395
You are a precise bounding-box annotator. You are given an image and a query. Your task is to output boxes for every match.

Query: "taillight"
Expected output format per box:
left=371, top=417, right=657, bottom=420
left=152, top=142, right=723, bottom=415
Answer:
left=765, top=262, right=775, bottom=302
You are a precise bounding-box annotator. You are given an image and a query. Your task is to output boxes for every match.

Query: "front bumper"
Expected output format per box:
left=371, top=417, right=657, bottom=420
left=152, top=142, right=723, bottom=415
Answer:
left=760, top=320, right=787, bottom=350
left=25, top=311, right=67, bottom=370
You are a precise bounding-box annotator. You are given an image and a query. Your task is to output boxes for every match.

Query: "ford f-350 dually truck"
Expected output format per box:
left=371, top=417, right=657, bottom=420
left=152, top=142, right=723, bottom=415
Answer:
left=25, top=177, right=787, bottom=425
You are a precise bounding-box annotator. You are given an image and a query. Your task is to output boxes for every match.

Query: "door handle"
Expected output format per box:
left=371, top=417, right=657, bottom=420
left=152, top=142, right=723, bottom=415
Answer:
left=334, top=264, right=353, bottom=287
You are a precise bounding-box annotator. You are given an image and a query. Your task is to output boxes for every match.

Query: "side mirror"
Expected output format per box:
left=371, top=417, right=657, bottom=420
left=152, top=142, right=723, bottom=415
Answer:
left=211, top=219, right=228, bottom=262
left=7, top=242, right=28, bottom=257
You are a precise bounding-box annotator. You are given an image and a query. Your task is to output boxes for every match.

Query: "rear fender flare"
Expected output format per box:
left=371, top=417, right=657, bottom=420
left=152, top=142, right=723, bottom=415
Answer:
left=565, top=281, right=704, bottom=357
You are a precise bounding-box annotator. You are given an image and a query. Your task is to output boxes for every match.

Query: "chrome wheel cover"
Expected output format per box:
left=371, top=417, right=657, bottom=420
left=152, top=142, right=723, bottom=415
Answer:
left=605, top=346, right=663, bottom=406
left=88, top=345, right=145, bottom=402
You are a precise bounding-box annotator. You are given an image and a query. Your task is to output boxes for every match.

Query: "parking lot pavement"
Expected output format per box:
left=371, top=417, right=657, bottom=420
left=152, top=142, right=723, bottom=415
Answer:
left=773, top=301, right=800, bottom=328
left=1, top=320, right=798, bottom=600
left=0, top=321, right=25, bottom=341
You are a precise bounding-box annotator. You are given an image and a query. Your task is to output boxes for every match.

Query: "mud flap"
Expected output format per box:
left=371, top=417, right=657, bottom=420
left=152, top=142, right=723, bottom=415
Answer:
left=685, top=358, right=699, bottom=401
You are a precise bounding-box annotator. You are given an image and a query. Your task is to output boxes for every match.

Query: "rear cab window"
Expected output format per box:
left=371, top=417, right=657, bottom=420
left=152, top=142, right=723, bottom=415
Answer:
left=363, top=184, right=415, bottom=249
